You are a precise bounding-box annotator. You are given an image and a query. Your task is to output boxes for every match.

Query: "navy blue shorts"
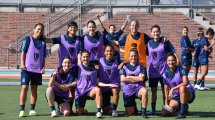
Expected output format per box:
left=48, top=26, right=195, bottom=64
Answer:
left=55, top=95, right=69, bottom=105
left=181, top=55, right=192, bottom=66
left=20, top=70, right=42, bottom=85
left=192, top=58, right=200, bottom=67
left=102, top=90, right=113, bottom=108
left=123, top=88, right=141, bottom=107
left=75, top=90, right=94, bottom=108
left=149, top=77, right=164, bottom=88
left=172, top=91, right=195, bottom=106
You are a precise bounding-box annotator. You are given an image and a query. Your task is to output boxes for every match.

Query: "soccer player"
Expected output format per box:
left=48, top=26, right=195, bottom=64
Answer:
left=195, top=28, right=215, bottom=90
left=180, top=26, right=194, bottom=73
left=75, top=50, right=103, bottom=118
left=46, top=57, right=77, bottom=117
left=161, top=54, right=195, bottom=119
left=97, top=15, right=129, bottom=63
left=192, top=28, right=204, bottom=86
left=147, top=25, right=179, bottom=115
left=19, top=23, right=46, bottom=117
left=119, top=48, right=148, bottom=118
left=45, top=21, right=83, bottom=67
left=98, top=45, right=120, bottom=117
left=83, top=20, right=109, bottom=64
left=118, top=19, right=151, bottom=67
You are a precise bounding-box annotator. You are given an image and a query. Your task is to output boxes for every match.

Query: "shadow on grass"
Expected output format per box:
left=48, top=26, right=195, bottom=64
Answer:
left=189, top=111, right=215, bottom=118
left=0, top=113, right=5, bottom=115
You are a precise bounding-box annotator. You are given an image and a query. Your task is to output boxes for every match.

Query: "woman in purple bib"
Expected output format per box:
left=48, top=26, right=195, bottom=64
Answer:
left=98, top=45, right=120, bottom=116
left=161, top=54, right=195, bottom=119
left=75, top=50, right=103, bottom=118
left=119, top=48, right=148, bottom=118
left=83, top=20, right=108, bottom=64
left=46, top=57, right=77, bottom=117
left=19, top=23, right=46, bottom=117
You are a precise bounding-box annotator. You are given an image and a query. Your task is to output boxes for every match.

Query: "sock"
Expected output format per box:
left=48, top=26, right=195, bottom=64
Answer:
left=20, top=105, right=25, bottom=111
left=200, top=80, right=205, bottom=87
left=194, top=80, right=197, bottom=85
left=69, top=101, right=73, bottom=111
left=50, top=106, right=56, bottom=112
left=151, top=103, right=156, bottom=112
left=184, top=104, right=189, bottom=115
left=112, top=103, right=117, bottom=111
left=180, top=104, right=185, bottom=115
left=30, top=104, right=35, bottom=110
left=197, top=79, right=202, bottom=85
left=97, top=108, right=101, bottom=112
left=142, top=108, right=146, bottom=114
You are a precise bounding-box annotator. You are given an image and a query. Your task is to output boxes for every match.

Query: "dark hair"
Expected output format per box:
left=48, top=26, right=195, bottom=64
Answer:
left=57, top=56, right=71, bottom=78
left=87, top=20, right=96, bottom=27
left=81, top=49, right=90, bottom=56
left=109, top=24, right=116, bottom=29
left=206, top=28, right=215, bottom=36
left=104, top=45, right=114, bottom=51
left=166, top=54, right=176, bottom=61
left=68, top=21, right=78, bottom=29
left=182, top=25, right=189, bottom=31
left=197, top=28, right=204, bottom=36
left=151, top=24, right=161, bottom=32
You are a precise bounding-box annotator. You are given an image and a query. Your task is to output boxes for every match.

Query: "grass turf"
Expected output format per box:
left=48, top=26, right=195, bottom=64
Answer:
left=0, top=85, right=215, bottom=120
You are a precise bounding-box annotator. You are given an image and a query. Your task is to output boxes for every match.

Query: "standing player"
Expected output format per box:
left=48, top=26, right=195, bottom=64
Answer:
left=45, top=21, right=83, bottom=67
left=75, top=50, right=103, bottom=118
left=97, top=15, right=130, bottom=63
left=98, top=45, right=120, bottom=117
left=180, top=26, right=194, bottom=73
left=161, top=54, right=195, bottom=119
left=118, top=19, right=151, bottom=67
left=19, top=23, right=46, bottom=117
left=46, top=57, right=77, bottom=117
left=83, top=20, right=109, bottom=64
left=192, top=28, right=204, bottom=86
left=195, top=28, right=215, bottom=90
left=147, top=25, right=179, bottom=115
left=119, top=48, right=148, bottom=118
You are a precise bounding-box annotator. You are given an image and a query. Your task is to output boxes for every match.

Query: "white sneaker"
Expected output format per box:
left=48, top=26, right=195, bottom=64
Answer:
left=51, top=110, right=58, bottom=117
left=199, top=87, right=210, bottom=91
left=29, top=110, right=38, bottom=116
left=194, top=84, right=200, bottom=90
left=96, top=112, right=102, bottom=118
left=112, top=110, right=118, bottom=117
left=19, top=111, right=25, bottom=117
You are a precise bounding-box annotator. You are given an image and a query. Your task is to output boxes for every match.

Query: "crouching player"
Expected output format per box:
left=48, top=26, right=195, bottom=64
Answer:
left=161, top=54, right=195, bottom=119
left=98, top=45, right=120, bottom=116
left=75, top=50, right=103, bottom=118
left=119, top=48, right=148, bottom=118
left=46, top=57, right=77, bottom=117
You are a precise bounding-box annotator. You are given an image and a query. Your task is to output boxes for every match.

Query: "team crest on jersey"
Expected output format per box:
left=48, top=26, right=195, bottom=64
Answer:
left=92, top=47, right=98, bottom=55
left=69, top=47, right=75, bottom=55
left=128, top=84, right=135, bottom=90
left=34, top=52, right=39, bottom=62
left=131, top=43, right=137, bottom=48
left=105, top=69, right=111, bottom=77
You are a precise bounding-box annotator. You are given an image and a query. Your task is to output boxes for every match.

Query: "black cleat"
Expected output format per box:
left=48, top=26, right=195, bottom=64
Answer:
left=176, top=112, right=186, bottom=119
left=142, top=113, right=148, bottom=118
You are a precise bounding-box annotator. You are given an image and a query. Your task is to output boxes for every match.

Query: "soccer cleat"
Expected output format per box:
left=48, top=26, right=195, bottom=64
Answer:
left=199, top=87, right=210, bottom=91
left=96, top=112, right=102, bottom=118
left=142, top=113, right=148, bottom=118
left=176, top=112, right=186, bottom=119
left=51, top=110, right=58, bottom=117
left=29, top=110, right=38, bottom=116
left=148, top=110, right=156, bottom=115
left=112, top=110, right=119, bottom=117
left=19, top=111, right=25, bottom=117
left=194, top=84, right=200, bottom=90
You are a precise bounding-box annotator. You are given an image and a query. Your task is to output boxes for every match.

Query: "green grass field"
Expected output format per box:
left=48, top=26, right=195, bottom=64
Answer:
left=0, top=85, right=215, bottom=120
